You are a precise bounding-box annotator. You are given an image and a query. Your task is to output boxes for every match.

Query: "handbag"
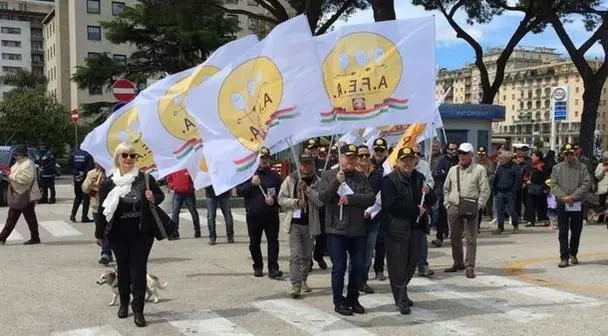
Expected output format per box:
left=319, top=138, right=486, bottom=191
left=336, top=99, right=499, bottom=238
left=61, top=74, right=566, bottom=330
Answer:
left=456, top=167, right=478, bottom=219
left=145, top=173, right=176, bottom=241
left=7, top=177, right=36, bottom=210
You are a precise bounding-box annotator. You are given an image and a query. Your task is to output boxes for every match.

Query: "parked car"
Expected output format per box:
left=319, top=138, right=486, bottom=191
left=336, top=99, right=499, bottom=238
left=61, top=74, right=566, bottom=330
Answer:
left=0, top=146, right=41, bottom=207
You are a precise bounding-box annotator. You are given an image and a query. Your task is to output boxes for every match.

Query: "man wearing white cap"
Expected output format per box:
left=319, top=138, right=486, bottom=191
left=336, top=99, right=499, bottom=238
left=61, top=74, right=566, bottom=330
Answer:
left=442, top=143, right=490, bottom=279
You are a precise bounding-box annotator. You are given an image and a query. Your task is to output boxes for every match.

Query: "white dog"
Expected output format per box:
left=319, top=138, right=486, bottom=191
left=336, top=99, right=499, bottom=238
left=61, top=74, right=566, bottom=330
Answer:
left=96, top=270, right=167, bottom=306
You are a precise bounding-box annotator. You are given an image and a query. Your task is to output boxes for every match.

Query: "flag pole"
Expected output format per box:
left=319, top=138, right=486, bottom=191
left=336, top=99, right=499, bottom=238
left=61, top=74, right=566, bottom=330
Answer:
left=324, top=134, right=335, bottom=171
left=337, top=141, right=343, bottom=221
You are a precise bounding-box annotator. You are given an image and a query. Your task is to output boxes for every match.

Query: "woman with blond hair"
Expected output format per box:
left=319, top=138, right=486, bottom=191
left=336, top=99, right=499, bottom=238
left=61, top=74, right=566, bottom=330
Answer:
left=96, top=143, right=165, bottom=327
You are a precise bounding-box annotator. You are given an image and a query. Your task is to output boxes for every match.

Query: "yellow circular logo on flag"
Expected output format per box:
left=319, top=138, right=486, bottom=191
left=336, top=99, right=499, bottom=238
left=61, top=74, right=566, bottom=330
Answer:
left=321, top=32, right=404, bottom=121
left=158, top=65, right=220, bottom=142
left=218, top=57, right=285, bottom=152
left=107, top=106, right=156, bottom=171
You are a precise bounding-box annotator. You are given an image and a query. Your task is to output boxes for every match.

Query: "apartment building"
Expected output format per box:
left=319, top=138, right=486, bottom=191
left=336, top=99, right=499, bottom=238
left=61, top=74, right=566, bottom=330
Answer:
left=436, top=47, right=608, bottom=149
left=0, top=0, right=52, bottom=98
left=224, top=0, right=269, bottom=37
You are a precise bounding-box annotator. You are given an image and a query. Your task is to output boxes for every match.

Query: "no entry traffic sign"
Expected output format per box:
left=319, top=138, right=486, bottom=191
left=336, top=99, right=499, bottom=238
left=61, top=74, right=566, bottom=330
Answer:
left=112, top=79, right=137, bottom=102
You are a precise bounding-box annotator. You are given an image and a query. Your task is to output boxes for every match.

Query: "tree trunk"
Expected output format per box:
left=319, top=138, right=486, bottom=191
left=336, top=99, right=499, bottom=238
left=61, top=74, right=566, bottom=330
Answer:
left=371, top=0, right=395, bottom=21
left=305, top=0, right=323, bottom=33
left=579, top=81, right=602, bottom=158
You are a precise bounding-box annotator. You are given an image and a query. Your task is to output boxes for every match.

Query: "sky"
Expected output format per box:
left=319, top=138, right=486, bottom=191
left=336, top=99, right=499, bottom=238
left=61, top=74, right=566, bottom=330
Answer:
left=333, top=2, right=605, bottom=70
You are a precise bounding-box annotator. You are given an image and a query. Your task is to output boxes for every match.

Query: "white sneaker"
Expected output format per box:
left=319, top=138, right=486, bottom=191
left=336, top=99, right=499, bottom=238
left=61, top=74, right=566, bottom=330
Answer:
left=490, top=218, right=497, bottom=226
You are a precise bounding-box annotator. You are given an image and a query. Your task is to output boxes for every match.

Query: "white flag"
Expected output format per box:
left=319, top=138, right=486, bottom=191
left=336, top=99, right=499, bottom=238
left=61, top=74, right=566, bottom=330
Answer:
left=138, top=35, right=259, bottom=186
left=314, top=17, right=436, bottom=133
left=187, top=15, right=328, bottom=194
left=81, top=99, right=157, bottom=174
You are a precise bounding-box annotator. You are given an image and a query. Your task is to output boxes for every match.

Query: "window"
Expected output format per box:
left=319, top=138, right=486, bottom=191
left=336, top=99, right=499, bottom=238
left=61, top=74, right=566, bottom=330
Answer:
left=32, top=54, right=43, bottom=63
left=576, top=87, right=579, bottom=93
left=0, top=2, right=7, bottom=10
left=89, top=84, right=102, bottom=95
left=31, top=41, right=43, bottom=50
left=575, top=111, right=579, bottom=117
left=224, top=0, right=238, bottom=3
left=18, top=2, right=26, bottom=11
left=226, top=14, right=239, bottom=28
left=1, top=53, right=22, bottom=60
left=248, top=17, right=258, bottom=30
left=112, top=2, right=125, bottom=15
left=31, top=27, right=42, bottom=38
left=0, top=27, right=21, bottom=34
left=113, top=54, right=127, bottom=64
left=87, top=52, right=101, bottom=59
left=2, top=66, right=21, bottom=73
left=247, top=0, right=258, bottom=5
left=1, top=40, right=21, bottom=48
left=87, top=0, right=100, bottom=14
left=87, top=25, right=102, bottom=40
left=575, top=99, right=579, bottom=106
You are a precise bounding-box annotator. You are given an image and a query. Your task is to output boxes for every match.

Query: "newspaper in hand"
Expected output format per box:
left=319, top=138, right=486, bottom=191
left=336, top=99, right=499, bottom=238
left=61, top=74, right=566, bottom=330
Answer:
left=337, top=182, right=354, bottom=197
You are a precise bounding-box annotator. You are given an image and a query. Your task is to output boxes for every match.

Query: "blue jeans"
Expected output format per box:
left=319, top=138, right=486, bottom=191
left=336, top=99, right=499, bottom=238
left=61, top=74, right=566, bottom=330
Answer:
left=327, top=234, right=366, bottom=305
left=363, top=220, right=380, bottom=282
left=171, top=192, right=200, bottom=234
left=495, top=191, right=518, bottom=229
left=206, top=195, right=234, bottom=240
left=93, top=213, right=112, bottom=258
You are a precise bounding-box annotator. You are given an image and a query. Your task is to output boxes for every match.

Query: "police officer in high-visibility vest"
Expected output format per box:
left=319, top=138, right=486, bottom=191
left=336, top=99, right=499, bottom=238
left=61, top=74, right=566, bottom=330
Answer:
left=68, top=146, right=94, bottom=222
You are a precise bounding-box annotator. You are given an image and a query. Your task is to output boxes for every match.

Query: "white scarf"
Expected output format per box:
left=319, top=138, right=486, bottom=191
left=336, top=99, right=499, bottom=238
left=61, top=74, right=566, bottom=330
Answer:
left=102, top=168, right=139, bottom=222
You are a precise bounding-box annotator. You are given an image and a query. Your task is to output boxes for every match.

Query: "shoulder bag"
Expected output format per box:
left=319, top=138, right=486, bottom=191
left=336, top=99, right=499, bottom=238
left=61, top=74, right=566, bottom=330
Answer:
left=7, top=176, right=37, bottom=210
left=145, top=173, right=176, bottom=241
left=456, top=167, right=478, bottom=219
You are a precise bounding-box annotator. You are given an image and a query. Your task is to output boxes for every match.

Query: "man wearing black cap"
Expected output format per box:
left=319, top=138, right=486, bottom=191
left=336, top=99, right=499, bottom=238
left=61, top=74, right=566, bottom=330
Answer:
left=550, top=143, right=591, bottom=268
left=318, top=143, right=375, bottom=316
left=304, top=137, right=329, bottom=271
left=381, top=147, right=434, bottom=315
left=370, top=138, right=389, bottom=281
left=68, top=146, right=95, bottom=223
left=278, top=153, right=324, bottom=298
left=475, top=146, right=495, bottom=231
left=431, top=142, right=459, bottom=247
left=236, top=147, right=284, bottom=278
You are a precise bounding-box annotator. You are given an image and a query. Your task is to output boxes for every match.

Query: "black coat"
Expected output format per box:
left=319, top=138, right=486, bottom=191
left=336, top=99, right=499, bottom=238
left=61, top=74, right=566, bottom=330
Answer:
left=95, top=172, right=165, bottom=239
left=236, top=167, right=282, bottom=216
left=381, top=170, right=435, bottom=236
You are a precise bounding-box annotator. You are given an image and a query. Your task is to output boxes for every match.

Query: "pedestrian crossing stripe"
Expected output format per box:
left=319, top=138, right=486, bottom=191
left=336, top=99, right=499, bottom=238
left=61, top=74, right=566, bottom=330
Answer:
left=50, top=274, right=605, bottom=336
left=1, top=220, right=83, bottom=242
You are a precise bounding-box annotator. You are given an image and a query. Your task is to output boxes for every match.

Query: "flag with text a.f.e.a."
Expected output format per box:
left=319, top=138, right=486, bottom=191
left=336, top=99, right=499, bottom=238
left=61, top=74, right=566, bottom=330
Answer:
left=186, top=15, right=328, bottom=194
left=315, top=16, right=436, bottom=134
left=138, top=34, right=259, bottom=186
left=81, top=98, right=157, bottom=175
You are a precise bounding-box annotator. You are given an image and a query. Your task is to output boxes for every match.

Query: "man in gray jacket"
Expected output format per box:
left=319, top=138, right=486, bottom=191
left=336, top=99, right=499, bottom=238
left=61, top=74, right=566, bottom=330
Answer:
left=551, top=143, right=591, bottom=268
left=318, top=143, right=375, bottom=316
left=278, top=154, right=324, bottom=298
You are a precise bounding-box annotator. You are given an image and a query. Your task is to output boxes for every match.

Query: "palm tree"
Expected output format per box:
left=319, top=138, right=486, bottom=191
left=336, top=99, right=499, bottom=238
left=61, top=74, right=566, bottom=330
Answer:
left=1, top=69, right=47, bottom=92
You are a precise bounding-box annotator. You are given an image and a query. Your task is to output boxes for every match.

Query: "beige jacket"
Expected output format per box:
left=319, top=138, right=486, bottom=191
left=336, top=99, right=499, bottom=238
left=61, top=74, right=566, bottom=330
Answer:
left=443, top=162, right=491, bottom=209
left=278, top=174, right=323, bottom=237
left=82, top=168, right=105, bottom=213
left=8, top=158, right=41, bottom=201
left=595, top=163, right=608, bottom=196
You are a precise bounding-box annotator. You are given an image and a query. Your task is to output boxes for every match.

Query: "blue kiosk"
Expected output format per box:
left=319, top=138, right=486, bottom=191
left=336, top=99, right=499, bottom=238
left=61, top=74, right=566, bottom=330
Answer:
left=438, top=104, right=506, bottom=152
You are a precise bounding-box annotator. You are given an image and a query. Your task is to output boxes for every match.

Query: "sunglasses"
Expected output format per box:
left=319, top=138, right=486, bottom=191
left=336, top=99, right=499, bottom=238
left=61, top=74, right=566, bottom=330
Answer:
left=374, top=148, right=386, bottom=152
left=358, top=154, right=370, bottom=158
left=121, top=153, right=138, bottom=159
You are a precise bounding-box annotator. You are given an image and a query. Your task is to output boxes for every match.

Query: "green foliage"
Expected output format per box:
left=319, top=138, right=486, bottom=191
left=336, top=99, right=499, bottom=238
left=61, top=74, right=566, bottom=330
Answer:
left=1, top=69, right=47, bottom=91
left=0, top=90, right=71, bottom=156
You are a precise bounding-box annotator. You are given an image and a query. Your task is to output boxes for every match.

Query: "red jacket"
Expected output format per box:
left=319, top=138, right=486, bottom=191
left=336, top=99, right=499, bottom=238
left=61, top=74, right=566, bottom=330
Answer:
left=167, top=170, right=195, bottom=194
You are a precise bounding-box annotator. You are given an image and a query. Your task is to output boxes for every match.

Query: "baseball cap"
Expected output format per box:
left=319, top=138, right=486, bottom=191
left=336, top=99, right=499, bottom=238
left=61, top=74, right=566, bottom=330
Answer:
left=299, top=153, right=314, bottom=162
left=372, top=138, right=388, bottom=150
left=477, top=146, right=487, bottom=155
left=305, top=138, right=318, bottom=149
left=458, top=143, right=475, bottom=154
left=319, top=147, right=327, bottom=154
left=562, top=143, right=575, bottom=154
left=340, top=143, right=358, bottom=156
left=260, top=147, right=271, bottom=158
left=397, top=147, right=415, bottom=160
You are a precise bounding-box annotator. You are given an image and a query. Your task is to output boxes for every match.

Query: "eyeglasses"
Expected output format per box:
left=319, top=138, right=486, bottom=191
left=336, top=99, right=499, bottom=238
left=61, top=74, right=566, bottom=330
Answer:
left=121, top=153, right=138, bottom=159
left=358, top=154, right=370, bottom=158
left=374, top=148, right=386, bottom=152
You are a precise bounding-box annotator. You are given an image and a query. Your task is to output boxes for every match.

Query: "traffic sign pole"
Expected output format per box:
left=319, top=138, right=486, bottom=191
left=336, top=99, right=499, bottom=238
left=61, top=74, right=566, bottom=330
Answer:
left=71, top=109, right=79, bottom=149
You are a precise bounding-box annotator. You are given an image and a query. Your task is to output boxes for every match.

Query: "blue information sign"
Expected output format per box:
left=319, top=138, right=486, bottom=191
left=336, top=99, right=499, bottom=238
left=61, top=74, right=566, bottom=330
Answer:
left=554, top=101, right=567, bottom=121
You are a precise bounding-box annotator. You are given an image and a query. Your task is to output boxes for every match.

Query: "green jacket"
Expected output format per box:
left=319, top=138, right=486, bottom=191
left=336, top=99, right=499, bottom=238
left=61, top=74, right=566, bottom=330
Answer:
left=550, top=161, right=591, bottom=203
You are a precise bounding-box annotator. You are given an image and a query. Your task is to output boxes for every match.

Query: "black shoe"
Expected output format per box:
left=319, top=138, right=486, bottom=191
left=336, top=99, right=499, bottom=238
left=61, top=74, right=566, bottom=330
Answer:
left=227, top=236, right=235, bottom=244
left=431, top=239, right=443, bottom=247
left=69, top=215, right=76, bottom=222
left=359, top=283, right=374, bottom=294
left=348, top=300, right=365, bottom=314
left=208, top=238, right=216, bottom=245
left=316, top=258, right=328, bottom=270
left=98, top=255, right=110, bottom=266
left=134, top=312, right=147, bottom=327
left=407, top=298, right=414, bottom=307
left=39, top=199, right=48, bottom=204
left=81, top=217, right=93, bottom=223
left=117, top=305, right=128, bottom=319
left=253, top=269, right=264, bottom=277
left=49, top=199, right=56, bottom=204
left=168, top=233, right=180, bottom=241
left=334, top=303, right=353, bottom=316
left=444, top=264, right=465, bottom=273
left=194, top=231, right=201, bottom=238
left=268, top=269, right=283, bottom=279
left=23, top=238, right=40, bottom=245
left=375, top=272, right=386, bottom=281
left=399, top=303, right=411, bottom=315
